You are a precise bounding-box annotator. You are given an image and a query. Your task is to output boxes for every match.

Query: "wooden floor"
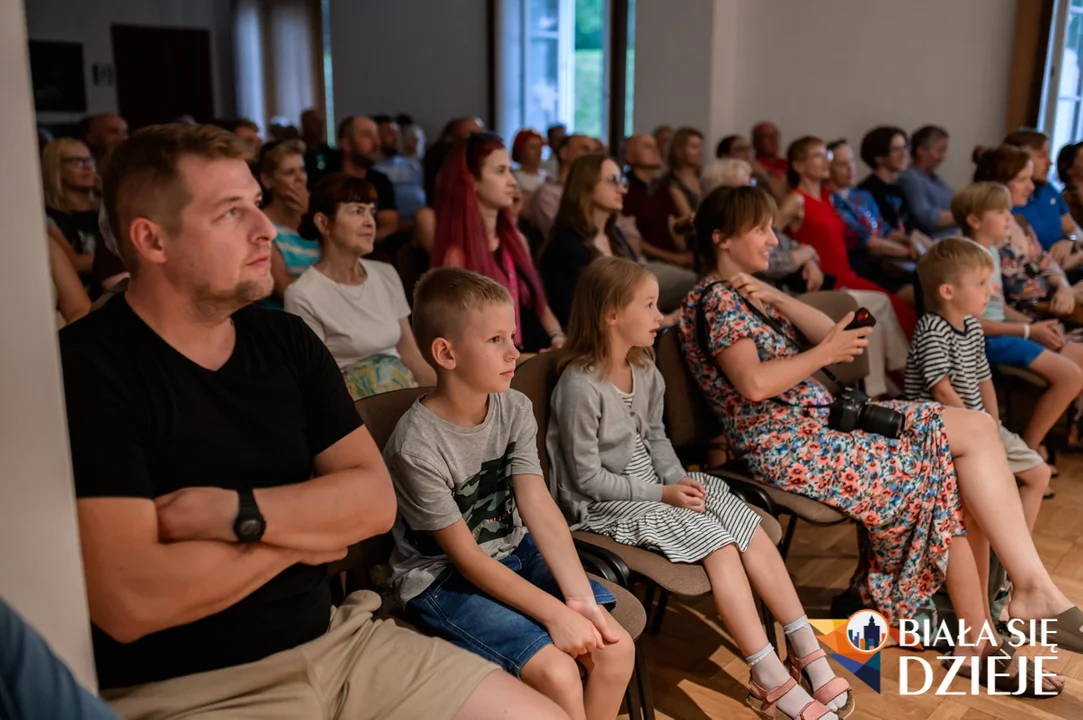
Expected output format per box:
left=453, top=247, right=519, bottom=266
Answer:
left=625, top=454, right=1083, bottom=720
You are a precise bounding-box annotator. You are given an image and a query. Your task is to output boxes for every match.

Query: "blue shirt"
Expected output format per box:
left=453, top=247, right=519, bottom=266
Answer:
left=374, top=155, right=426, bottom=220
left=897, top=167, right=956, bottom=238
left=1015, top=183, right=1068, bottom=251
left=261, top=224, right=320, bottom=310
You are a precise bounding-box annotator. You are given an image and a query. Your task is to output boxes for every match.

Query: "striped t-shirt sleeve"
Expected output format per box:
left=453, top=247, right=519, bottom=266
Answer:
left=970, top=316, right=993, bottom=384
left=907, top=315, right=953, bottom=395
left=903, top=313, right=988, bottom=412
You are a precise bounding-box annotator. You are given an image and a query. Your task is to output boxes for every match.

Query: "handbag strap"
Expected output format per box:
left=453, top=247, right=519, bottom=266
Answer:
left=695, top=280, right=843, bottom=389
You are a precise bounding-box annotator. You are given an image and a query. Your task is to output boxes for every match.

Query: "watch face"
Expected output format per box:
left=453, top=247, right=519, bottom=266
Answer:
left=238, top=518, right=262, bottom=538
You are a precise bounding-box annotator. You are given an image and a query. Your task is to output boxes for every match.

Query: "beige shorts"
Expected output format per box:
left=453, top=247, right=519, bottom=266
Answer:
left=103, top=591, right=497, bottom=720
left=999, top=424, right=1045, bottom=474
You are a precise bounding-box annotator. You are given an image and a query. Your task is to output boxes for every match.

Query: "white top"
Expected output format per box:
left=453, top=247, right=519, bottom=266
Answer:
left=513, top=168, right=548, bottom=194
left=284, top=259, right=411, bottom=369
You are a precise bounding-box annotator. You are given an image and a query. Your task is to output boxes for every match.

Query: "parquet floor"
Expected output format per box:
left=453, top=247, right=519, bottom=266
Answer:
left=625, top=455, right=1083, bottom=720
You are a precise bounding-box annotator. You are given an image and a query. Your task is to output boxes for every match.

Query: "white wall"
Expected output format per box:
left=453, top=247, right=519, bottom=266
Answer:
left=1, top=0, right=97, bottom=692
left=631, top=0, right=715, bottom=136
left=635, top=0, right=1017, bottom=189
left=23, top=0, right=235, bottom=124
left=329, top=0, right=489, bottom=141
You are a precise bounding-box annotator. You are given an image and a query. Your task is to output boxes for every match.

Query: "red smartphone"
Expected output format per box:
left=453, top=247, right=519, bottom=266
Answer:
left=844, top=308, right=876, bottom=331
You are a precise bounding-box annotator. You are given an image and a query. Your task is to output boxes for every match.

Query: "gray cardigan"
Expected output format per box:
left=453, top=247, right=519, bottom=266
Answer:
left=546, top=361, right=687, bottom=528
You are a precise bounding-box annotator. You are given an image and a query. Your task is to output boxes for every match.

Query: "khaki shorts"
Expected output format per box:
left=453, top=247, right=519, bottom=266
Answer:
left=104, top=591, right=497, bottom=720
left=999, top=424, right=1045, bottom=474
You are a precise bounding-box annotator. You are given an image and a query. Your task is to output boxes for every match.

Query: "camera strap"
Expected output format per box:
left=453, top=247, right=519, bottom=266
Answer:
left=693, top=280, right=840, bottom=409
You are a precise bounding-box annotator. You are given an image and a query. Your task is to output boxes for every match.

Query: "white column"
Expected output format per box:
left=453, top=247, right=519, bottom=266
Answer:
left=0, top=0, right=97, bottom=692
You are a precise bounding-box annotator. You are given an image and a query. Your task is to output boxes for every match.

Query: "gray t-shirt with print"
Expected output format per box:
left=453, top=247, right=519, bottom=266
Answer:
left=386, top=389, right=543, bottom=604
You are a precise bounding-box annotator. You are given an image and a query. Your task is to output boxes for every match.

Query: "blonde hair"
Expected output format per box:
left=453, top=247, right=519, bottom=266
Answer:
left=259, top=138, right=306, bottom=175
left=412, top=267, right=514, bottom=367
left=41, top=138, right=93, bottom=212
left=560, top=257, right=656, bottom=375
left=701, top=158, right=752, bottom=195
left=950, top=182, right=1011, bottom=238
left=917, top=236, right=994, bottom=310
left=667, top=127, right=704, bottom=173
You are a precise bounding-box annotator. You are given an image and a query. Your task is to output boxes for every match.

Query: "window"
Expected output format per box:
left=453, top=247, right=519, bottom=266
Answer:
left=495, top=0, right=634, bottom=147
left=1041, top=0, right=1083, bottom=182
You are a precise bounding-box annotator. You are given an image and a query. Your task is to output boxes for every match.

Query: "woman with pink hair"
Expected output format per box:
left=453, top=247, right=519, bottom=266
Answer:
left=433, top=132, right=565, bottom=352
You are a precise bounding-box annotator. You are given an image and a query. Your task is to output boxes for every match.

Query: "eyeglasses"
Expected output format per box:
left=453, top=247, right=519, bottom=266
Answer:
left=889, top=143, right=910, bottom=153
left=62, top=156, right=96, bottom=168
left=602, top=174, right=628, bottom=189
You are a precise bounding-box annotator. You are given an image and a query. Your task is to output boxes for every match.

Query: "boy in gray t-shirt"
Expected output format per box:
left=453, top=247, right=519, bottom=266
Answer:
left=387, top=268, right=633, bottom=714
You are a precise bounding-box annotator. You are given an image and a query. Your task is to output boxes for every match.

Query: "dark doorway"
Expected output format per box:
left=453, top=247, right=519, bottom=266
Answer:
left=111, top=25, right=214, bottom=129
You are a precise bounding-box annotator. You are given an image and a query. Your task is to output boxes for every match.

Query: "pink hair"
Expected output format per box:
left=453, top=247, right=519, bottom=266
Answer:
left=432, top=135, right=547, bottom=316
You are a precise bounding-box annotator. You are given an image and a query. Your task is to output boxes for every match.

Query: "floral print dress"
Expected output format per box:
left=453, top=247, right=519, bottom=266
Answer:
left=677, top=279, right=964, bottom=623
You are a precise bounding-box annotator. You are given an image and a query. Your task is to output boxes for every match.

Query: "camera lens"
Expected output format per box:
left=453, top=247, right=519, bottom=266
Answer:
left=858, top=404, right=904, bottom=439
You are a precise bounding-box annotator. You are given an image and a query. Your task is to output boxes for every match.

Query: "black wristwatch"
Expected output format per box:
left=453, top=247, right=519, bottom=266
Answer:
left=233, top=489, right=266, bottom=543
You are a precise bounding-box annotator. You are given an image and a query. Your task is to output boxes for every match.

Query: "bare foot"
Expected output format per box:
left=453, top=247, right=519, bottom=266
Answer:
left=1008, top=586, right=1074, bottom=624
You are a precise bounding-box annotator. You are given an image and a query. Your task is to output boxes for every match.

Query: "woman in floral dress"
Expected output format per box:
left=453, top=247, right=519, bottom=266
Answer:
left=675, top=185, right=1083, bottom=684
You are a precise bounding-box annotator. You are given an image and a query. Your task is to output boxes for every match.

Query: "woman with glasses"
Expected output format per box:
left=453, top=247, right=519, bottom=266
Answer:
left=432, top=132, right=564, bottom=353
left=857, top=126, right=921, bottom=236
left=785, top=136, right=917, bottom=338
left=827, top=139, right=922, bottom=297
left=41, top=139, right=127, bottom=297
left=539, top=154, right=637, bottom=326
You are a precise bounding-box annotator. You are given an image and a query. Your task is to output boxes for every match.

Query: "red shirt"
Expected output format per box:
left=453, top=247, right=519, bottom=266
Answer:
left=791, top=188, right=854, bottom=281
left=757, top=154, right=789, bottom=181
left=790, top=187, right=917, bottom=338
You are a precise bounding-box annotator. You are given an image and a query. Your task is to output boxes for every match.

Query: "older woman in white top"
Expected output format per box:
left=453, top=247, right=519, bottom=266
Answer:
left=285, top=173, right=436, bottom=399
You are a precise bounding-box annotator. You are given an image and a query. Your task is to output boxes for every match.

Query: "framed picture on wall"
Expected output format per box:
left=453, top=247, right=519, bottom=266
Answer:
left=28, top=40, right=88, bottom=113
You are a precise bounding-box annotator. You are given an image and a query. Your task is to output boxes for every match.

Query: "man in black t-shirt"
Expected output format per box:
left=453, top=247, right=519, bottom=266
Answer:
left=336, top=116, right=399, bottom=242
left=60, top=123, right=563, bottom=719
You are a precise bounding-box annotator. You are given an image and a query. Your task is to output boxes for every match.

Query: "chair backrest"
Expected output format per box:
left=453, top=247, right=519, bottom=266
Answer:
left=355, top=387, right=430, bottom=452
left=796, top=291, right=869, bottom=391
left=330, top=387, right=431, bottom=580
left=509, top=351, right=564, bottom=479
left=655, top=327, right=721, bottom=450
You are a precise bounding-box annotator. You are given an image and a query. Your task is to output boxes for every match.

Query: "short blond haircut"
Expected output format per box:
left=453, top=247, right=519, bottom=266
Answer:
left=412, top=267, right=513, bottom=367
left=103, top=123, right=248, bottom=272
left=917, top=236, right=994, bottom=310
left=701, top=158, right=752, bottom=195
left=259, top=138, right=305, bottom=175
left=950, top=182, right=1011, bottom=238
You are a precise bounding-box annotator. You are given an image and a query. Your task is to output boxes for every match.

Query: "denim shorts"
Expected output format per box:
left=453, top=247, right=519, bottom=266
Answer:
left=404, top=534, right=617, bottom=677
left=985, top=335, right=1044, bottom=367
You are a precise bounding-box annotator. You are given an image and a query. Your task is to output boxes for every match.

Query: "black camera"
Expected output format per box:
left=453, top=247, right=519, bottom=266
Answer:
left=844, top=307, right=877, bottom=331
left=827, top=387, right=904, bottom=439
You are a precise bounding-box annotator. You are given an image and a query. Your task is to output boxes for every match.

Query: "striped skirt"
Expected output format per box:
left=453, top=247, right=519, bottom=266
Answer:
left=584, top=472, right=761, bottom=564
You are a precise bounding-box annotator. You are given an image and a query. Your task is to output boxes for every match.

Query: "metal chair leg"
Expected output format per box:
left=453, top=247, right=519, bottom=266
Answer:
left=636, top=639, right=656, bottom=720
left=649, top=589, right=670, bottom=635
left=778, top=515, right=799, bottom=559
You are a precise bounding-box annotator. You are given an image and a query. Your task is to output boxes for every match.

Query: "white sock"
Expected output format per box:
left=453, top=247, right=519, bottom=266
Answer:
left=785, top=618, right=848, bottom=713
left=747, top=644, right=838, bottom=720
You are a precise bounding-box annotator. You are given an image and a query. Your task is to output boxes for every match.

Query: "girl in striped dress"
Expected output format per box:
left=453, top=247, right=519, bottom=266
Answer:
left=547, top=257, right=853, bottom=720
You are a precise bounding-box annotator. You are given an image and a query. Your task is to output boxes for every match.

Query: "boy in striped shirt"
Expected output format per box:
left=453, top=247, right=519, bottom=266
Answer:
left=905, top=237, right=1052, bottom=626
left=905, top=237, right=1051, bottom=533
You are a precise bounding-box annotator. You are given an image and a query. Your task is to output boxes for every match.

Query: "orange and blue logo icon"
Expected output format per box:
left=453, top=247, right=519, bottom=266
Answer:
left=810, top=611, right=894, bottom=693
